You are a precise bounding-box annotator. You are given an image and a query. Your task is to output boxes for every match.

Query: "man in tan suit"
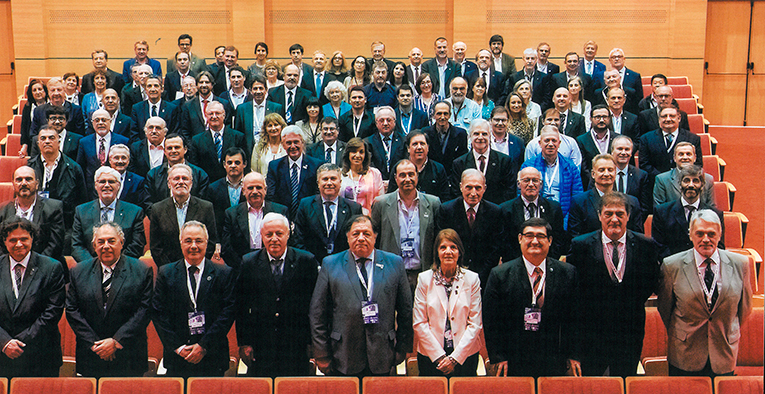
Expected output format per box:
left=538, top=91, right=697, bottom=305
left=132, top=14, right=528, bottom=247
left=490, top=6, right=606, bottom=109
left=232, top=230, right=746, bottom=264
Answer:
left=658, top=209, right=753, bottom=377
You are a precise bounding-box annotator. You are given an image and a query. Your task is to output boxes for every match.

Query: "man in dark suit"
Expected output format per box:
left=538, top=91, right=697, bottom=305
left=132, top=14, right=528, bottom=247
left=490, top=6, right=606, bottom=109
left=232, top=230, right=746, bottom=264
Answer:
left=364, top=106, right=407, bottom=181
left=394, top=85, right=429, bottom=135
left=167, top=34, right=207, bottom=76
left=211, top=46, right=250, bottom=97
left=544, top=52, right=594, bottom=106
left=29, top=78, right=86, bottom=137
left=234, top=75, right=283, bottom=153
left=0, top=218, right=66, bottom=378
left=145, top=134, right=210, bottom=207
left=149, top=164, right=218, bottom=267
left=129, top=116, right=167, bottom=178
left=178, top=71, right=233, bottom=140
left=96, top=89, right=137, bottom=143
left=568, top=155, right=643, bottom=238
left=652, top=165, right=724, bottom=259
left=152, top=221, right=236, bottom=378
left=81, top=49, right=125, bottom=95
left=637, top=85, right=691, bottom=134
left=306, top=117, right=346, bottom=165
left=188, top=101, right=246, bottom=182
left=219, top=66, right=252, bottom=110
left=29, top=105, right=82, bottom=159
left=108, top=144, right=149, bottom=209
left=611, top=136, right=652, bottom=217
left=337, top=86, right=376, bottom=142
left=423, top=101, right=468, bottom=176
left=577, top=105, right=616, bottom=188
left=76, top=109, right=130, bottom=195
left=466, top=49, right=504, bottom=104
left=121, top=40, right=162, bottom=84
left=606, top=88, right=641, bottom=147
left=536, top=42, right=560, bottom=75
left=300, top=50, right=336, bottom=104
left=294, top=164, right=363, bottom=262
left=550, top=87, right=586, bottom=138
left=438, top=169, right=504, bottom=287
left=205, top=147, right=247, bottom=237
left=638, top=106, right=702, bottom=178
left=386, top=131, right=450, bottom=201
left=607, top=48, right=643, bottom=101
left=450, top=119, right=516, bottom=204
left=567, top=192, right=660, bottom=377
left=0, top=166, right=65, bottom=263
left=452, top=41, right=477, bottom=78
left=66, top=222, right=153, bottom=377
left=266, top=126, right=323, bottom=218
left=237, top=213, right=319, bottom=377
left=283, top=43, right=314, bottom=87
left=310, top=215, right=413, bottom=377
left=503, top=48, right=546, bottom=106
left=483, top=217, right=581, bottom=377
left=71, top=167, right=145, bottom=262
left=653, top=143, right=716, bottom=208
left=366, top=41, right=397, bottom=77
left=593, top=70, right=640, bottom=112
left=580, top=41, right=606, bottom=87
left=421, top=37, right=459, bottom=98
left=131, top=76, right=178, bottom=137
left=267, top=64, right=311, bottom=125
left=406, top=47, right=424, bottom=84
left=363, top=63, right=397, bottom=111
left=163, top=52, right=197, bottom=102
left=221, top=172, right=288, bottom=269
left=120, top=64, right=152, bottom=118
left=488, top=35, right=517, bottom=78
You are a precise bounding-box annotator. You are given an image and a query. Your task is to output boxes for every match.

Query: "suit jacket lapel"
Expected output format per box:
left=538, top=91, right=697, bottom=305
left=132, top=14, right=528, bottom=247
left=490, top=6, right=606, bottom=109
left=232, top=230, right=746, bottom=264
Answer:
left=448, top=275, right=465, bottom=317
left=371, top=252, right=386, bottom=302
left=186, top=197, right=200, bottom=224
left=385, top=195, right=400, bottom=243
left=712, top=252, right=734, bottom=314
left=670, top=169, right=682, bottom=195
left=104, top=257, right=127, bottom=316
left=418, top=193, right=432, bottom=255
left=314, top=196, right=328, bottom=230
left=1, top=257, right=16, bottom=312
left=680, top=252, right=710, bottom=312
left=196, top=259, right=214, bottom=307
left=236, top=203, right=250, bottom=242
left=344, top=252, right=364, bottom=301
left=113, top=201, right=126, bottom=229
left=13, top=254, right=39, bottom=313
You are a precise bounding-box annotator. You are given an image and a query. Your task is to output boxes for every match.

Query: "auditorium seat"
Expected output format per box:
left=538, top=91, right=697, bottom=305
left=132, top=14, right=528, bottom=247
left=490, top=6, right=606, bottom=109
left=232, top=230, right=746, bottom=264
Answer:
left=713, top=181, right=735, bottom=211
left=10, top=115, right=21, bottom=134
left=715, top=376, right=764, bottom=394
left=99, top=377, right=183, bottom=394
left=363, top=377, right=447, bottom=394
left=145, top=321, right=162, bottom=376
left=275, top=377, right=358, bottom=394
left=538, top=376, right=623, bottom=394
left=226, top=323, right=239, bottom=376
left=736, top=307, right=764, bottom=375
left=643, top=215, right=652, bottom=237
left=667, top=76, right=690, bottom=85
left=10, top=378, right=96, bottom=394
left=3, top=133, right=21, bottom=156
left=188, top=377, right=271, bottom=394
left=723, top=211, right=748, bottom=248
left=669, top=85, right=693, bottom=99
left=450, top=377, right=534, bottom=394
left=697, top=134, right=712, bottom=156
left=60, top=356, right=76, bottom=377
left=640, top=307, right=668, bottom=375
left=625, top=376, right=711, bottom=394
left=0, top=182, right=14, bottom=203
left=687, top=114, right=707, bottom=135
left=643, top=85, right=652, bottom=98
left=0, top=378, right=5, bottom=394
left=0, top=156, right=28, bottom=182
left=702, top=155, right=724, bottom=182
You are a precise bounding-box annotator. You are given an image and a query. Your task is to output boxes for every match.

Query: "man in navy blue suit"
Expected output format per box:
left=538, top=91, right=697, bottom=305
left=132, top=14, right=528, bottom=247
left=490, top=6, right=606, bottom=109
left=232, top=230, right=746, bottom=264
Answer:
left=611, top=136, right=651, bottom=218
left=394, top=85, right=428, bottom=136
left=121, top=40, right=162, bottom=84
left=363, top=106, right=407, bottom=181
left=638, top=106, right=702, bottom=178
left=266, top=125, right=322, bottom=219
left=423, top=101, right=468, bottom=176
left=580, top=41, right=606, bottom=88
left=466, top=49, right=504, bottom=104
left=108, top=144, right=149, bottom=209
left=267, top=64, right=311, bottom=125
left=188, top=101, right=246, bottom=182
left=98, top=89, right=136, bottom=143
left=163, top=52, right=197, bottom=102
left=607, top=48, right=643, bottom=101
left=205, top=147, right=248, bottom=237
left=131, top=75, right=178, bottom=138
left=76, top=109, right=129, bottom=195
left=452, top=41, right=477, bottom=78
left=300, top=50, right=336, bottom=104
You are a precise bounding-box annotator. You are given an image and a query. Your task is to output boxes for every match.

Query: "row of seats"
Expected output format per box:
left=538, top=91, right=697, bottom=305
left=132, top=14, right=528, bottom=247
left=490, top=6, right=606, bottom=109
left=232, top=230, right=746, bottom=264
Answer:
left=1, top=375, right=763, bottom=394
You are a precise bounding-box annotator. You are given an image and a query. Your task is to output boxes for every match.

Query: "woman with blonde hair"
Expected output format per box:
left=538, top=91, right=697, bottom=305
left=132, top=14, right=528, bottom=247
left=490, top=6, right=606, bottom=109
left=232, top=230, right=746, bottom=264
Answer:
left=263, top=59, right=284, bottom=90
left=251, top=113, right=288, bottom=175
left=505, top=92, right=536, bottom=144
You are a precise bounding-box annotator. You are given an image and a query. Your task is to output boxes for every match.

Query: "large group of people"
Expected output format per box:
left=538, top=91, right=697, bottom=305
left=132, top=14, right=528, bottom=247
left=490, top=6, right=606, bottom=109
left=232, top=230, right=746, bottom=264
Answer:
left=0, top=33, right=753, bottom=382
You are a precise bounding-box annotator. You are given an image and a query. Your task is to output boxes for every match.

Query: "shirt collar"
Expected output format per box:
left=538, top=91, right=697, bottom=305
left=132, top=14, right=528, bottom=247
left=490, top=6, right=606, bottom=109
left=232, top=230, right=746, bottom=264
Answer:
left=10, top=252, right=31, bottom=269
left=289, top=155, right=303, bottom=169
left=681, top=196, right=700, bottom=209
left=522, top=256, right=546, bottom=277
left=601, top=231, right=627, bottom=246
left=694, top=248, right=720, bottom=268
left=522, top=196, right=539, bottom=206
left=99, top=199, right=117, bottom=211
left=268, top=250, right=288, bottom=263
left=173, top=196, right=189, bottom=209
left=184, top=259, right=205, bottom=275
left=463, top=200, right=480, bottom=213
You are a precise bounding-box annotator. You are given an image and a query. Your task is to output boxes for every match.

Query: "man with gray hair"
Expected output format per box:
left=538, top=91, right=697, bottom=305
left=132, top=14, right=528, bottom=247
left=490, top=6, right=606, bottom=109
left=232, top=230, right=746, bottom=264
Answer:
left=77, top=109, right=130, bottom=196
left=266, top=125, right=323, bottom=218
left=364, top=106, right=407, bottom=181
left=658, top=209, right=752, bottom=377
left=505, top=47, right=546, bottom=106
left=188, top=100, right=246, bottom=182
left=152, top=221, right=236, bottom=378
left=121, top=63, right=153, bottom=117
left=445, top=77, right=482, bottom=130
left=149, top=164, right=217, bottom=267
left=108, top=143, right=149, bottom=208
left=71, top=166, right=145, bottom=262
left=129, top=116, right=167, bottom=178
left=237, top=212, right=319, bottom=377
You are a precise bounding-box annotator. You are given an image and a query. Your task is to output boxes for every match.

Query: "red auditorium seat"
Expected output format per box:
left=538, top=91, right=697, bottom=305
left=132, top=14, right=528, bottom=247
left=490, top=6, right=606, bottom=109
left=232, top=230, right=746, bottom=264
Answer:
left=363, top=377, right=447, bottom=394
left=450, top=377, right=534, bottom=394
left=10, top=378, right=96, bottom=394
left=188, top=377, right=272, bottom=394
left=687, top=114, right=706, bottom=135
left=641, top=307, right=668, bottom=375
left=275, top=377, right=359, bottom=394
left=99, top=377, right=183, bottom=394
left=643, top=84, right=652, bottom=97
left=669, top=84, right=693, bottom=98
left=713, top=181, right=735, bottom=211
left=11, top=114, right=21, bottom=134
left=4, top=133, right=21, bottom=156
left=538, top=376, right=624, bottom=394
left=0, top=182, right=14, bottom=203
left=715, top=376, right=764, bottom=394
left=0, top=156, right=28, bottom=182
left=626, top=376, right=711, bottom=394
left=676, top=98, right=699, bottom=114
left=736, top=307, right=764, bottom=375
left=702, top=155, right=723, bottom=182
left=643, top=215, right=652, bottom=237
left=667, top=76, right=689, bottom=84
left=0, top=378, right=6, bottom=394
left=697, top=133, right=712, bottom=156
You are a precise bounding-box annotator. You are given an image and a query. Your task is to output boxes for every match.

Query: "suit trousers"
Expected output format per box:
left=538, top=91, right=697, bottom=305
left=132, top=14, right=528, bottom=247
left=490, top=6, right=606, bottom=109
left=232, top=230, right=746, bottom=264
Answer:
left=417, top=353, right=479, bottom=377
left=668, top=358, right=734, bottom=378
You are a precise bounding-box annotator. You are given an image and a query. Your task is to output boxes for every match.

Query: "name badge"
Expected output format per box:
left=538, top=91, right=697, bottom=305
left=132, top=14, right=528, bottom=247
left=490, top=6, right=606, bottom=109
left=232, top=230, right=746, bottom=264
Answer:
left=188, top=311, right=206, bottom=335
left=326, top=242, right=334, bottom=254
left=38, top=191, right=50, bottom=199
left=361, top=300, right=379, bottom=324
left=524, top=307, right=541, bottom=332
left=401, top=238, right=415, bottom=258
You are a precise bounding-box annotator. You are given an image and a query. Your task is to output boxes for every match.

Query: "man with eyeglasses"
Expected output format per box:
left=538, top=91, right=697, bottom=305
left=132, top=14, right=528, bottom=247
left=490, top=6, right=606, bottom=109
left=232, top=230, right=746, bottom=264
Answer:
left=483, top=217, right=581, bottom=377
left=488, top=107, right=524, bottom=166
left=29, top=105, right=82, bottom=159
left=307, top=117, right=345, bottom=165
left=77, top=109, right=130, bottom=196
left=576, top=105, right=616, bottom=188
left=71, top=166, right=145, bottom=263
left=567, top=192, right=659, bottom=377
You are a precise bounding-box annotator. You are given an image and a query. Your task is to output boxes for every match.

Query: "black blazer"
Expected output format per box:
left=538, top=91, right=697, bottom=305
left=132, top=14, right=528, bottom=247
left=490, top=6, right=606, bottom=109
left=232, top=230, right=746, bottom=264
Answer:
left=65, top=255, right=153, bottom=377
left=437, top=198, right=504, bottom=287
left=236, top=247, right=318, bottom=376
left=567, top=188, right=643, bottom=238
left=188, top=126, right=247, bottom=182
left=637, top=107, right=691, bottom=140
left=27, top=154, right=88, bottom=228
left=75, top=132, right=131, bottom=196
left=337, top=110, right=376, bottom=142
left=128, top=139, right=164, bottom=178
left=387, top=159, right=450, bottom=202
left=364, top=131, right=407, bottom=180
left=483, top=257, right=579, bottom=377
left=612, top=111, right=641, bottom=150
left=465, top=69, right=504, bottom=104
left=293, top=195, right=362, bottom=262
left=394, top=108, right=429, bottom=135
left=306, top=140, right=346, bottom=166
left=29, top=102, right=86, bottom=138
left=499, top=196, right=567, bottom=261
left=576, top=130, right=617, bottom=188
left=592, top=86, right=640, bottom=118
left=221, top=201, right=289, bottom=270
left=450, top=149, right=516, bottom=204
left=652, top=200, right=724, bottom=259
left=205, top=176, right=247, bottom=237
left=300, top=71, right=337, bottom=104
left=421, top=58, right=459, bottom=98
left=145, top=162, right=210, bottom=207
left=84, top=112, right=135, bottom=143
left=119, top=171, right=150, bottom=210
left=423, top=124, right=468, bottom=176
left=558, top=110, right=587, bottom=138
left=0, top=252, right=65, bottom=377
left=266, top=154, right=323, bottom=218
left=149, top=196, right=218, bottom=267
left=120, top=84, right=143, bottom=117
left=544, top=72, right=594, bottom=106
left=130, top=100, right=179, bottom=138
left=233, top=100, right=283, bottom=154
left=618, top=165, right=652, bottom=218
left=178, top=96, right=234, bottom=140
left=71, top=200, right=145, bottom=262
left=162, top=70, right=197, bottom=102
left=0, top=198, right=65, bottom=261
left=637, top=128, right=702, bottom=178
left=505, top=69, right=547, bottom=106
left=82, top=68, right=125, bottom=95
left=266, top=85, right=312, bottom=125
left=567, top=230, right=660, bottom=374
left=30, top=131, right=83, bottom=160
left=212, top=66, right=251, bottom=97
left=152, top=258, right=236, bottom=376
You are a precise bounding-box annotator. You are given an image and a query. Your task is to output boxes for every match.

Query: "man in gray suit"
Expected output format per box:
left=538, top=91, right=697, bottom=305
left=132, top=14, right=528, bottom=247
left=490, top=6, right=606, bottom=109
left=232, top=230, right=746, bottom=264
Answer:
left=310, top=215, right=413, bottom=377
left=658, top=209, right=752, bottom=377
left=653, top=142, right=715, bottom=208
left=371, top=159, right=441, bottom=291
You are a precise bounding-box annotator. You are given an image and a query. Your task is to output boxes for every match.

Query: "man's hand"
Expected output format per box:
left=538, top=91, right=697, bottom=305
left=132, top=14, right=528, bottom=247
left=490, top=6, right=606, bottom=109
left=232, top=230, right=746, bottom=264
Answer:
left=239, top=346, right=253, bottom=366
left=315, top=357, right=331, bottom=375
left=436, top=356, right=457, bottom=375
left=18, top=145, right=28, bottom=158
left=92, top=338, right=120, bottom=361
left=566, top=358, right=582, bottom=377
left=184, top=344, right=207, bottom=364
left=2, top=339, right=26, bottom=359
left=493, top=360, right=508, bottom=376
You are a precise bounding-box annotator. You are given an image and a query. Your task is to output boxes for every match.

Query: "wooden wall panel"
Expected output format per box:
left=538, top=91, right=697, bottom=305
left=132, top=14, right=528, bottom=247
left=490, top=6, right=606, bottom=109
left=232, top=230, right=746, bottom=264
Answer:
left=0, top=0, right=16, bottom=123
left=746, top=2, right=765, bottom=126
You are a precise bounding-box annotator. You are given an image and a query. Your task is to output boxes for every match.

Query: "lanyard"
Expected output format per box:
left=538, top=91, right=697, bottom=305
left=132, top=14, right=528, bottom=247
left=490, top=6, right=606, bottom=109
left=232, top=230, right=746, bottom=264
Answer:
left=400, top=202, right=418, bottom=237
left=355, top=262, right=372, bottom=300
left=324, top=203, right=337, bottom=236
left=698, top=263, right=720, bottom=306
left=401, top=113, right=413, bottom=135
left=544, top=161, right=559, bottom=196
left=353, top=115, right=362, bottom=137
left=531, top=270, right=546, bottom=306
left=187, top=268, right=200, bottom=311
left=452, top=103, right=464, bottom=123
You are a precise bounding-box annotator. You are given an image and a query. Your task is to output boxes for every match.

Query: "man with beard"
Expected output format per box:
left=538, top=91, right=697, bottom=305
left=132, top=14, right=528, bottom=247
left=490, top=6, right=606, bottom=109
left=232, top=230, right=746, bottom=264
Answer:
left=179, top=71, right=233, bottom=139
left=445, top=77, right=481, bottom=131
left=576, top=105, right=616, bottom=188
left=653, top=142, right=715, bottom=207
left=386, top=130, right=449, bottom=201
left=267, top=64, right=311, bottom=124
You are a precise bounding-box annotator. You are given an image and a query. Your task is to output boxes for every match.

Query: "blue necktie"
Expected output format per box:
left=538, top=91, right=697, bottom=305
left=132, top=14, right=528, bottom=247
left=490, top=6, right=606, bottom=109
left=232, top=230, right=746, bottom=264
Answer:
left=214, top=132, right=223, bottom=161
left=286, top=91, right=294, bottom=123
left=325, top=147, right=332, bottom=163
left=315, top=73, right=322, bottom=98
left=290, top=163, right=300, bottom=215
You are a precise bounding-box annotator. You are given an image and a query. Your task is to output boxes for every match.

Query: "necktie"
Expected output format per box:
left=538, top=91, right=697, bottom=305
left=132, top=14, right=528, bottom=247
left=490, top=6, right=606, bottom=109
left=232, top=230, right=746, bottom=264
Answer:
left=482, top=72, right=487, bottom=84
left=290, top=163, right=300, bottom=215
left=356, top=258, right=369, bottom=297
left=532, top=267, right=544, bottom=307
left=315, top=73, right=322, bottom=98
left=102, top=267, right=113, bottom=304
left=188, top=265, right=198, bottom=296
left=478, top=155, right=486, bottom=173
left=324, top=201, right=334, bottom=234
left=401, top=113, right=411, bottom=135
left=325, top=147, right=333, bottom=163
left=101, top=206, right=112, bottom=223
left=98, top=138, right=106, bottom=164
left=202, top=99, right=209, bottom=121
left=611, top=241, right=620, bottom=281
left=559, top=112, right=567, bottom=133
left=587, top=62, right=593, bottom=75
left=286, top=91, right=294, bottom=123
left=685, top=205, right=696, bottom=224
left=151, top=104, right=158, bottom=117
left=414, top=66, right=420, bottom=81
left=272, top=259, right=283, bottom=290
left=467, top=206, right=476, bottom=228
left=665, top=133, right=674, bottom=151
left=703, top=259, right=718, bottom=309
left=214, top=132, right=223, bottom=161
left=527, top=202, right=537, bottom=219
left=13, top=264, right=23, bottom=298
left=383, top=136, right=392, bottom=168
left=618, top=171, right=625, bottom=193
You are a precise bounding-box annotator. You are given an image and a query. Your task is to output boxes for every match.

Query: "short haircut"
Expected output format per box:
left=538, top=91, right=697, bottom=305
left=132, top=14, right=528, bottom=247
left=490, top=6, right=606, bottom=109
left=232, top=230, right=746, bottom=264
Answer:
left=229, top=65, right=245, bottom=77
left=405, top=129, right=428, bottom=147
left=175, top=51, right=189, bottom=61
left=92, top=222, right=125, bottom=244
left=490, top=105, right=509, bottom=118
left=0, top=217, right=38, bottom=243
left=180, top=220, right=209, bottom=241
left=224, top=46, right=239, bottom=56
left=197, top=71, right=215, bottom=86
left=674, top=141, right=695, bottom=155
left=134, top=40, right=149, bottom=49
left=178, top=34, right=192, bottom=45
left=261, top=212, right=290, bottom=231
left=250, top=74, right=267, bottom=88
left=372, top=61, right=388, bottom=72
left=63, top=72, right=80, bottom=85
left=591, top=153, right=616, bottom=169
left=91, top=49, right=108, bottom=60
left=591, top=104, right=610, bottom=115
left=598, top=192, right=631, bottom=216
left=651, top=73, right=668, bottom=85
left=145, top=74, right=163, bottom=85
left=689, top=209, right=721, bottom=230
left=224, top=146, right=248, bottom=168
left=109, top=143, right=130, bottom=158
left=317, top=163, right=341, bottom=178
left=392, top=159, right=415, bottom=176
left=611, top=135, right=633, bottom=149
left=94, top=166, right=122, bottom=184
left=281, top=125, right=304, bottom=141
left=289, top=43, right=304, bottom=54
left=349, top=85, right=366, bottom=97
left=168, top=163, right=192, bottom=178
left=345, top=214, right=374, bottom=234
left=434, top=100, right=451, bottom=112
left=564, top=51, right=579, bottom=60
left=468, top=118, right=490, bottom=134
left=376, top=106, right=396, bottom=120
left=396, top=84, right=413, bottom=96
left=679, top=164, right=705, bottom=185
left=461, top=168, right=485, bottom=184
left=46, top=105, right=68, bottom=120
left=523, top=48, right=537, bottom=57
left=520, top=217, right=552, bottom=237
left=320, top=116, right=338, bottom=128
left=489, top=34, right=504, bottom=45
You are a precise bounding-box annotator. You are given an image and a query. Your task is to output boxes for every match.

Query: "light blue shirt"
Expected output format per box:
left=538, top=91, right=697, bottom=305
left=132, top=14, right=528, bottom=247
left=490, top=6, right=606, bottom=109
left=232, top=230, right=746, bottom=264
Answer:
left=524, top=134, right=583, bottom=169
left=446, top=98, right=482, bottom=130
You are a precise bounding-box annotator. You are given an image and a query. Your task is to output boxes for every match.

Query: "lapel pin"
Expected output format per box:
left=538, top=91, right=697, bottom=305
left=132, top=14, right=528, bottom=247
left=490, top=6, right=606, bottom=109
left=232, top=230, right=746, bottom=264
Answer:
left=207, top=276, right=212, bottom=281
left=376, top=263, right=383, bottom=269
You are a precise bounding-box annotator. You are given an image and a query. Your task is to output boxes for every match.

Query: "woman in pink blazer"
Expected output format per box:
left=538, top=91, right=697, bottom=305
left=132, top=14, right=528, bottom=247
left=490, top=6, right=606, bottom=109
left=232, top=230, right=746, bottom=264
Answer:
left=413, top=229, right=483, bottom=376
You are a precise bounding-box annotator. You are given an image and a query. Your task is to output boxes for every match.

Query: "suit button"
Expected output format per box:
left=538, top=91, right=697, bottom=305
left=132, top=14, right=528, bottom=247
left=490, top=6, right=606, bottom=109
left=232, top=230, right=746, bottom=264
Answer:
left=276, top=297, right=280, bottom=302
left=275, top=313, right=280, bottom=317
left=451, top=317, right=455, bottom=320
